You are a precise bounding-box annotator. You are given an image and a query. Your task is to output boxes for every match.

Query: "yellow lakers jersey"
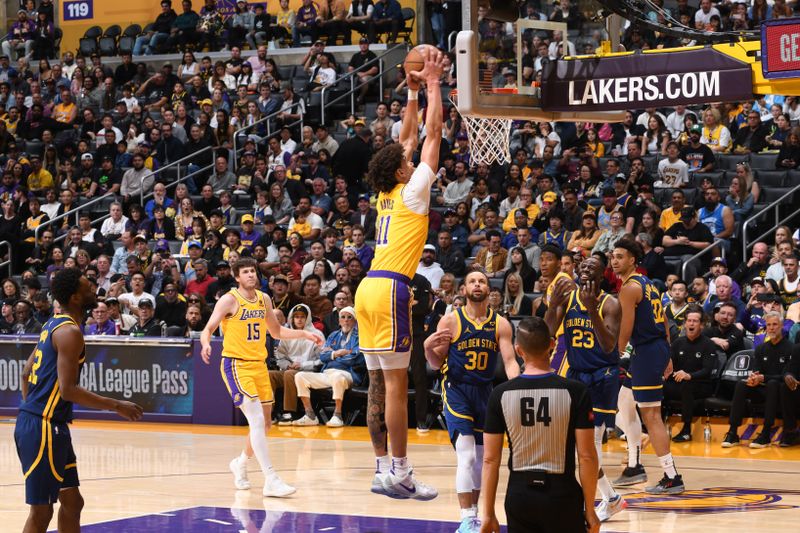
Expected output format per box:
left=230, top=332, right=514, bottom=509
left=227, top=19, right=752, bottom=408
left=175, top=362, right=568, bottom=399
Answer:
left=370, top=180, right=428, bottom=280
left=220, top=288, right=269, bottom=361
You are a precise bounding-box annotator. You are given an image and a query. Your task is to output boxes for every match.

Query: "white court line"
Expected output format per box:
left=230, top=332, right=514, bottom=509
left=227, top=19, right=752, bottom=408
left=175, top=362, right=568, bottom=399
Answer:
left=204, top=518, right=232, bottom=525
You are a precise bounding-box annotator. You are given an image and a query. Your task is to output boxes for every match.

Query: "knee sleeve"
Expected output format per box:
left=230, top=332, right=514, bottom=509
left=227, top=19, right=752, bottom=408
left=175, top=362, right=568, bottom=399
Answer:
left=472, top=444, right=484, bottom=490
left=240, top=396, right=266, bottom=432
left=594, top=424, right=606, bottom=465
left=455, top=434, right=477, bottom=494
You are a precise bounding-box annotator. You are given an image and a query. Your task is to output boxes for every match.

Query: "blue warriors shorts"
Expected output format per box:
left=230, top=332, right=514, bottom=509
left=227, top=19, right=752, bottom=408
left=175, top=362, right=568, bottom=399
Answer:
left=15, top=411, right=79, bottom=505
left=220, top=357, right=274, bottom=406
left=355, top=271, right=412, bottom=355
left=567, top=366, right=619, bottom=428
left=442, top=377, right=492, bottom=446
left=629, top=340, right=671, bottom=404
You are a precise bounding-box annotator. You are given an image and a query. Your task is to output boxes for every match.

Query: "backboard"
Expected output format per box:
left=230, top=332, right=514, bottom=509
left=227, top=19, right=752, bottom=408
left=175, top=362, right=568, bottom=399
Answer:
left=455, top=1, right=625, bottom=122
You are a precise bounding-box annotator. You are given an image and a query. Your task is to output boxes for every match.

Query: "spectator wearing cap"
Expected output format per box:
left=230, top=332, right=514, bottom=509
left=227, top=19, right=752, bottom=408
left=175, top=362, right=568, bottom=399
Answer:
left=417, top=244, right=445, bottom=290
left=349, top=194, right=377, bottom=240
left=205, top=260, right=236, bottom=304
left=440, top=208, right=470, bottom=256
left=348, top=36, right=378, bottom=103
left=239, top=214, right=262, bottom=251
left=663, top=206, right=714, bottom=282
left=100, top=202, right=129, bottom=240
left=680, top=124, right=716, bottom=173
left=707, top=256, right=741, bottom=299
left=531, top=190, right=561, bottom=234
left=656, top=141, right=690, bottom=189
left=104, top=295, right=136, bottom=334
left=129, top=298, right=166, bottom=337
left=155, top=280, right=187, bottom=329
left=270, top=274, right=302, bottom=315
left=2, top=10, right=35, bottom=61
left=183, top=240, right=206, bottom=281
left=184, top=258, right=215, bottom=298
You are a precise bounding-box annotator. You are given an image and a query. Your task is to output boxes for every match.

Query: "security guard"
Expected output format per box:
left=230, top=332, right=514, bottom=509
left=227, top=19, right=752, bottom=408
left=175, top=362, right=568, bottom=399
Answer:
left=479, top=316, right=600, bottom=533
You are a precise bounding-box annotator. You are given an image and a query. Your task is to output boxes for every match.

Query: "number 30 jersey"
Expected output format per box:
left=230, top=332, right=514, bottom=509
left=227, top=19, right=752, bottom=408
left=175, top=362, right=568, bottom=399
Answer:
left=220, top=289, right=269, bottom=361
left=623, top=273, right=668, bottom=348
left=563, top=291, right=619, bottom=372
left=442, top=307, right=500, bottom=385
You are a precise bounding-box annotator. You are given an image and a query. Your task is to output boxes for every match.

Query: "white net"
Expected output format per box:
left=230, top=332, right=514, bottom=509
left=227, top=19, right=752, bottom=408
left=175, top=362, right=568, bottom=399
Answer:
left=450, top=91, right=512, bottom=166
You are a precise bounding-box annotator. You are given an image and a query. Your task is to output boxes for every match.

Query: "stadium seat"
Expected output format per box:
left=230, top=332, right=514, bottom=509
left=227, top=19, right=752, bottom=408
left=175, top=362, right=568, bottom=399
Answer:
left=118, top=36, right=135, bottom=56
left=397, top=8, right=416, bottom=44
left=761, top=187, right=794, bottom=203
left=749, top=153, right=778, bottom=170
left=79, top=37, right=98, bottom=57
left=53, top=27, right=63, bottom=58
left=755, top=170, right=787, bottom=187
left=717, top=154, right=745, bottom=171
left=692, top=171, right=725, bottom=187
left=99, top=36, right=117, bottom=56
left=122, top=24, right=142, bottom=38
left=104, top=24, right=122, bottom=40
left=25, top=139, right=44, bottom=158
left=704, top=349, right=754, bottom=417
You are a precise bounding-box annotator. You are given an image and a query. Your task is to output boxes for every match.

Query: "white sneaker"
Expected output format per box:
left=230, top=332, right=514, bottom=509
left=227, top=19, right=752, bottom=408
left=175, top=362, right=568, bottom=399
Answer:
left=371, top=472, right=389, bottom=496
left=263, top=474, right=296, bottom=498
left=292, top=414, right=319, bottom=426
left=381, top=470, right=438, bottom=500
left=595, top=495, right=627, bottom=522
left=326, top=415, right=344, bottom=427
left=229, top=456, right=251, bottom=490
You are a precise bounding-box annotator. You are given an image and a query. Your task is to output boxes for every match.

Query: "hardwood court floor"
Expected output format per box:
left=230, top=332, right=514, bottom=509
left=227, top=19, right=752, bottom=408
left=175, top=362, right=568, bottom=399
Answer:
left=1, top=418, right=800, bottom=532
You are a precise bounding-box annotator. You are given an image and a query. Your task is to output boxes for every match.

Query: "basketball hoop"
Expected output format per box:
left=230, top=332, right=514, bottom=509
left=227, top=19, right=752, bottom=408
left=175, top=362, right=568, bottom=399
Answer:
left=450, top=88, right=515, bottom=166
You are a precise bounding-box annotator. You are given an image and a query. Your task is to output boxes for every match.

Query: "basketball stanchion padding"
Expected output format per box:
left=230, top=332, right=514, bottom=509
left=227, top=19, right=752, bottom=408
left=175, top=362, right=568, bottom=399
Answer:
left=449, top=88, right=514, bottom=166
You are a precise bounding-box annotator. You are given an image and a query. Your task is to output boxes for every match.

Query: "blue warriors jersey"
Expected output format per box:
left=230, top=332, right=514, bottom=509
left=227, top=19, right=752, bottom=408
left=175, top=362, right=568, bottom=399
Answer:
left=563, top=291, right=619, bottom=372
left=442, top=307, right=499, bottom=385
left=19, top=315, right=85, bottom=423
left=624, top=273, right=668, bottom=347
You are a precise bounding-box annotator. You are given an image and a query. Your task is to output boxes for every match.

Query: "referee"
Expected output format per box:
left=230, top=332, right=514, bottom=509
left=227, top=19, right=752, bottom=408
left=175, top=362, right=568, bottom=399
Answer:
left=479, top=317, right=600, bottom=533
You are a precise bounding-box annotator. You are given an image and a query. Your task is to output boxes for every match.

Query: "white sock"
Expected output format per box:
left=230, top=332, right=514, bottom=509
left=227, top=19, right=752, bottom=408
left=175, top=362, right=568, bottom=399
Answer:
left=618, top=387, right=641, bottom=468
left=376, top=455, right=390, bottom=474
left=658, top=453, right=678, bottom=479
left=460, top=507, right=477, bottom=520
left=593, top=425, right=617, bottom=500
left=240, top=398, right=274, bottom=477
left=239, top=451, right=250, bottom=462
left=391, top=456, right=409, bottom=478
left=598, top=474, right=617, bottom=500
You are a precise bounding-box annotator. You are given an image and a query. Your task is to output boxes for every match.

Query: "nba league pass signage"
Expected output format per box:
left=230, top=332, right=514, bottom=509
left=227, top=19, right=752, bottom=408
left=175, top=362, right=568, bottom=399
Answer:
left=541, top=47, right=753, bottom=112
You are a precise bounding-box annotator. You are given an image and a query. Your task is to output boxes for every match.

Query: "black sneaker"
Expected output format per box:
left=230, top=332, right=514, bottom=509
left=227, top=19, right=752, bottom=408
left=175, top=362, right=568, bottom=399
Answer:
left=612, top=464, right=647, bottom=487
left=672, top=431, right=692, bottom=443
left=645, top=474, right=685, bottom=495
left=780, top=429, right=800, bottom=447
left=721, top=431, right=740, bottom=448
left=749, top=430, right=772, bottom=449
left=277, top=412, right=294, bottom=426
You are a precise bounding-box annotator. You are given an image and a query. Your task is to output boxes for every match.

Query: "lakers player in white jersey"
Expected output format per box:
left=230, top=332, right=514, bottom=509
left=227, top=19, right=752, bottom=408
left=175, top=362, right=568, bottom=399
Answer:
left=354, top=46, right=444, bottom=500
left=201, top=257, right=322, bottom=497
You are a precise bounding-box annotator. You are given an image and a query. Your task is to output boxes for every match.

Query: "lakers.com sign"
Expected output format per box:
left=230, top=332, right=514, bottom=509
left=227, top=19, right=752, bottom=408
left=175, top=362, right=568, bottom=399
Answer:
left=541, top=47, right=753, bottom=112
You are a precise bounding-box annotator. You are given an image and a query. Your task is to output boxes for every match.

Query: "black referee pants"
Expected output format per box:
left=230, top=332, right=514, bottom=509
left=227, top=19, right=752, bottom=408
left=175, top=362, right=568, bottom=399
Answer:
left=505, top=472, right=585, bottom=533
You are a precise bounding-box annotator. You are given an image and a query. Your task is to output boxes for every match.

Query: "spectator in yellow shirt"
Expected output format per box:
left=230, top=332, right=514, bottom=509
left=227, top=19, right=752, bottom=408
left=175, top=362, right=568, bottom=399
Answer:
left=26, top=155, right=54, bottom=193
left=659, top=189, right=685, bottom=231
left=502, top=187, right=539, bottom=232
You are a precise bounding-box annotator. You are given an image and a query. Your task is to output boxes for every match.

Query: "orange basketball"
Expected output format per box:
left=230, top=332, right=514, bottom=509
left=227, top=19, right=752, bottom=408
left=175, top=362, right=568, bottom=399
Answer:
left=403, top=45, right=428, bottom=90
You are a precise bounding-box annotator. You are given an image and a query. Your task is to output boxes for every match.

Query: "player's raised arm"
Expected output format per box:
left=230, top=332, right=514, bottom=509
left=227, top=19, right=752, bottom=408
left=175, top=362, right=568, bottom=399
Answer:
left=409, top=47, right=445, bottom=171
left=496, top=316, right=521, bottom=379
left=424, top=312, right=453, bottom=369
left=543, top=276, right=573, bottom=337
left=582, top=281, right=621, bottom=354
left=55, top=325, right=143, bottom=420
left=200, top=292, right=237, bottom=363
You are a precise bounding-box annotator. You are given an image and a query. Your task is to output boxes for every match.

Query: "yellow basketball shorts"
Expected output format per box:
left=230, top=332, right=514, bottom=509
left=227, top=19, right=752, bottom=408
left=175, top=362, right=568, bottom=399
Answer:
left=220, top=357, right=274, bottom=406
left=355, top=271, right=413, bottom=355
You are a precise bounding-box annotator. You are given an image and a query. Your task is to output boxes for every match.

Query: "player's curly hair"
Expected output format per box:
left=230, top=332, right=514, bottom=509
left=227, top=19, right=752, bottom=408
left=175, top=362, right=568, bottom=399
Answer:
left=367, top=143, right=405, bottom=193
left=614, top=235, right=643, bottom=262
left=50, top=267, right=83, bottom=307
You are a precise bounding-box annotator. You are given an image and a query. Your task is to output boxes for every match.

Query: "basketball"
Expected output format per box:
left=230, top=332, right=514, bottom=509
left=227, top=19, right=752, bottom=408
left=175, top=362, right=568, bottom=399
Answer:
left=403, top=45, right=428, bottom=90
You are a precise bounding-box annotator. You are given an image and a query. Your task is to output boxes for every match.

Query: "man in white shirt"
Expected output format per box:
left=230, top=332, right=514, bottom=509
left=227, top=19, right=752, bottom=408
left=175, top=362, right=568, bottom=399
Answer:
left=288, top=196, right=325, bottom=240
left=656, top=142, right=689, bottom=188
left=416, top=244, right=445, bottom=290
left=665, top=105, right=696, bottom=138
left=100, top=201, right=130, bottom=238
left=300, top=240, right=336, bottom=280
left=311, top=124, right=339, bottom=156
left=118, top=271, right=156, bottom=316
left=694, top=0, right=720, bottom=28
left=40, top=188, right=60, bottom=219
left=547, top=30, right=576, bottom=59
left=636, top=107, right=668, bottom=128
left=280, top=127, right=297, bottom=153
left=438, top=161, right=472, bottom=206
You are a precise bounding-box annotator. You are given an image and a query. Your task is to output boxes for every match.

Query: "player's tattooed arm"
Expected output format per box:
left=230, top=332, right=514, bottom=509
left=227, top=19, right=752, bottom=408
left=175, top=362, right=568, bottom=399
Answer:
left=367, top=370, right=388, bottom=455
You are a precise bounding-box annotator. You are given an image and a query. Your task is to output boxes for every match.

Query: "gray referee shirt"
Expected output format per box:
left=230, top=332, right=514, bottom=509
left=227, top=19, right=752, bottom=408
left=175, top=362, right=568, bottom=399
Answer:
left=484, top=373, right=593, bottom=474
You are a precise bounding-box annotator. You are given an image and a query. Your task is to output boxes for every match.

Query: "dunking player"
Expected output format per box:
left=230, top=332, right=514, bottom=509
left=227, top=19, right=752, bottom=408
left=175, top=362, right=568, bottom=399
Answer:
left=611, top=237, right=685, bottom=494
left=201, top=257, right=322, bottom=497
left=544, top=256, right=626, bottom=522
left=16, top=268, right=143, bottom=533
left=354, top=46, right=444, bottom=500
left=424, top=268, right=519, bottom=532
left=539, top=244, right=574, bottom=374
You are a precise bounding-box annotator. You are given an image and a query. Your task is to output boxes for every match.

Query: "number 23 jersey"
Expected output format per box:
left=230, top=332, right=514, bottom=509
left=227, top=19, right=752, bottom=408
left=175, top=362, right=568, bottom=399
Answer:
left=442, top=307, right=500, bottom=385
left=220, top=288, right=269, bottom=361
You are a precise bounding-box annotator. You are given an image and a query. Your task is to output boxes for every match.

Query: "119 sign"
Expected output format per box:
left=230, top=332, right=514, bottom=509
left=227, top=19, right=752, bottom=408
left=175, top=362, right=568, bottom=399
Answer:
left=63, top=0, right=93, bottom=21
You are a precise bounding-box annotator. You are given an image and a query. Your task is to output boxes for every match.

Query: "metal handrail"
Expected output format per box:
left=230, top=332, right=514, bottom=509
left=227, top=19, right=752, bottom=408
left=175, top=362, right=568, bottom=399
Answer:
left=139, top=144, right=217, bottom=205
left=319, top=45, right=408, bottom=124
left=231, top=101, right=305, bottom=167
left=34, top=191, right=116, bottom=243
left=681, top=238, right=727, bottom=282
left=741, top=182, right=800, bottom=258
left=0, top=241, right=11, bottom=278
left=447, top=31, right=458, bottom=51
left=138, top=157, right=217, bottom=207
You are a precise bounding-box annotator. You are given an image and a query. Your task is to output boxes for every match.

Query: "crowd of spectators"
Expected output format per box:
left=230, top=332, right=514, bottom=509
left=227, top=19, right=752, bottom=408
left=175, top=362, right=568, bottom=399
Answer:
left=2, top=0, right=800, bottom=436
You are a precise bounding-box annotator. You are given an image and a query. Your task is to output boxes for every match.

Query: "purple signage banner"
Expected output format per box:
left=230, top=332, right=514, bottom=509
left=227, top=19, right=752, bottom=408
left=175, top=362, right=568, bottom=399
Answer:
left=541, top=47, right=754, bottom=112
